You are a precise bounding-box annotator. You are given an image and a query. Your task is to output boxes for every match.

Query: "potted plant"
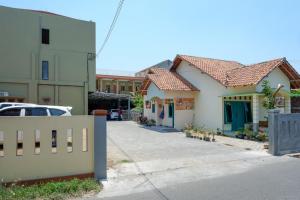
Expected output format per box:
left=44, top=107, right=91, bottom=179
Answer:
left=235, top=129, right=245, bottom=139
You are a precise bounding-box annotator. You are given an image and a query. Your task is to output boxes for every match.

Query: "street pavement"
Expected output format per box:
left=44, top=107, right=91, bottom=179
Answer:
left=88, top=121, right=300, bottom=200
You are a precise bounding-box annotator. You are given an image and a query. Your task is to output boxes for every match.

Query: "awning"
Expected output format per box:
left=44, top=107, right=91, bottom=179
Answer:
left=89, top=91, right=131, bottom=100
left=220, top=93, right=264, bottom=98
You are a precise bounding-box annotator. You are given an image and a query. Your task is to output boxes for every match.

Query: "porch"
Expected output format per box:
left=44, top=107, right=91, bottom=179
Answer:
left=144, top=96, right=195, bottom=130
left=222, top=91, right=291, bottom=134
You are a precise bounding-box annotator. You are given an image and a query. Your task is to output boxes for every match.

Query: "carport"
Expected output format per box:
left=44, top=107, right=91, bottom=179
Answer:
left=88, top=91, right=132, bottom=119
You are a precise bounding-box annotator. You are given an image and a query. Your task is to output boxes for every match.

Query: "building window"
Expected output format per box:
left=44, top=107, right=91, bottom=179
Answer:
left=106, top=85, right=111, bottom=93
left=42, top=28, right=50, bottom=44
left=152, top=104, right=155, bottom=113
left=168, top=104, right=173, bottom=118
left=120, top=86, right=125, bottom=91
left=42, top=61, right=49, bottom=80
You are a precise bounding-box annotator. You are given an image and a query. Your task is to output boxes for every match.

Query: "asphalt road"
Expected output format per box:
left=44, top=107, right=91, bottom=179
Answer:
left=101, top=158, right=300, bottom=200
left=89, top=121, right=300, bottom=200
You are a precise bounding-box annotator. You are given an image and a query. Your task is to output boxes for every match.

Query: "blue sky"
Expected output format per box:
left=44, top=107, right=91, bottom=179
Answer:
left=1, top=0, right=300, bottom=74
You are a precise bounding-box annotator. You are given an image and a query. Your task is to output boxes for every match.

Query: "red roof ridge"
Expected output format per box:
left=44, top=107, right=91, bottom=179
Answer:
left=178, top=54, right=244, bottom=66
left=246, top=57, right=285, bottom=67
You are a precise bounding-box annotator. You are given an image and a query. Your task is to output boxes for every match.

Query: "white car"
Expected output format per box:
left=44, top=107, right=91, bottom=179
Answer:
left=109, top=109, right=122, bottom=120
left=0, top=105, right=72, bottom=116
left=0, top=102, right=36, bottom=109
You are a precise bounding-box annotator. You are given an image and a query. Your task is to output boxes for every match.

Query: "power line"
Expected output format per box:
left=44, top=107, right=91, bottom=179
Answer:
left=96, top=0, right=125, bottom=58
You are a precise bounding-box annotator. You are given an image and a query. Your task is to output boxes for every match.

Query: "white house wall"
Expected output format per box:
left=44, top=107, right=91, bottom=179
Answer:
left=165, top=91, right=195, bottom=130
left=176, top=61, right=257, bottom=130
left=257, top=67, right=291, bottom=115
left=256, top=67, right=291, bottom=92
left=176, top=61, right=226, bottom=130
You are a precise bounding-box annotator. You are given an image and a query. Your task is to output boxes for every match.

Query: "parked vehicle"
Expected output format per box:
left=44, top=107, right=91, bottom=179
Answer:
left=108, top=109, right=122, bottom=120
left=0, top=105, right=72, bottom=116
left=0, top=102, right=36, bottom=109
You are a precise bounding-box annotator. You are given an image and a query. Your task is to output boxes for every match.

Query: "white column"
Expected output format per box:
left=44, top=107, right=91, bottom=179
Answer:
left=132, top=81, right=136, bottom=94
left=285, top=96, right=291, bottom=113
left=116, top=80, right=119, bottom=94
left=252, top=94, right=259, bottom=132
left=100, top=79, right=103, bottom=92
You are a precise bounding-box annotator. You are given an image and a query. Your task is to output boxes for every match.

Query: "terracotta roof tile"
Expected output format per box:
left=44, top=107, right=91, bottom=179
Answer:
left=177, top=55, right=244, bottom=85
left=226, top=58, right=284, bottom=87
left=146, top=68, right=198, bottom=91
left=175, top=55, right=299, bottom=88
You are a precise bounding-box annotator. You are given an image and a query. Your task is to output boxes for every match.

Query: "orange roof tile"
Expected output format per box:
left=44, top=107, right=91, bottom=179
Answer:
left=142, top=68, right=198, bottom=91
left=172, top=55, right=300, bottom=88
left=173, top=55, right=244, bottom=85
left=226, top=58, right=284, bottom=87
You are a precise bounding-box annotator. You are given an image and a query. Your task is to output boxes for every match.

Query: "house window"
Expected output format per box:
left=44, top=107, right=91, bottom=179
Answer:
left=245, top=102, right=252, bottom=123
left=224, top=102, right=233, bottom=124
left=42, top=28, right=50, bottom=44
left=152, top=104, right=155, bottom=113
left=42, top=61, right=49, bottom=80
left=168, top=104, right=173, bottom=118
left=224, top=101, right=252, bottom=124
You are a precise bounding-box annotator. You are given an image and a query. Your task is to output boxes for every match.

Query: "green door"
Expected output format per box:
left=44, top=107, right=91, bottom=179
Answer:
left=231, top=102, right=246, bottom=131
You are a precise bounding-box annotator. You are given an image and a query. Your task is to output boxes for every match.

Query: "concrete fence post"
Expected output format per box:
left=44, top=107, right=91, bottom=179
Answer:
left=93, top=110, right=107, bottom=180
left=268, top=109, right=280, bottom=156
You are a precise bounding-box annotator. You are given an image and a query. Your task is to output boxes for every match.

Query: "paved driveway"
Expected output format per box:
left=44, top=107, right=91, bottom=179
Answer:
left=93, top=121, right=299, bottom=200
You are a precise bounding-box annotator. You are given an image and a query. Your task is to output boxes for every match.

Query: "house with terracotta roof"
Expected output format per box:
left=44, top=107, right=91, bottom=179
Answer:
left=141, top=55, right=300, bottom=132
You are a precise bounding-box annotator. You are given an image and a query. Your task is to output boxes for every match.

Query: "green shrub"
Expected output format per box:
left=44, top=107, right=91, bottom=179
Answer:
left=0, top=178, right=101, bottom=200
left=244, top=129, right=256, bottom=140
left=256, top=132, right=268, bottom=142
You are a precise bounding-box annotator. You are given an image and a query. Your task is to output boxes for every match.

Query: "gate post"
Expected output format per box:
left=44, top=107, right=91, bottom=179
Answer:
left=93, top=110, right=107, bottom=180
left=268, top=109, right=280, bottom=156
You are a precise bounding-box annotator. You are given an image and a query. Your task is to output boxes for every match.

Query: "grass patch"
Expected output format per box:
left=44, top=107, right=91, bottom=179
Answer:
left=119, top=159, right=133, bottom=164
left=0, top=178, right=102, bottom=200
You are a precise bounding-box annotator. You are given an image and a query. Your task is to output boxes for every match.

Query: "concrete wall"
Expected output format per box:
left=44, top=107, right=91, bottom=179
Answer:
left=268, top=110, right=300, bottom=155
left=0, top=116, right=95, bottom=182
left=0, top=6, right=96, bottom=114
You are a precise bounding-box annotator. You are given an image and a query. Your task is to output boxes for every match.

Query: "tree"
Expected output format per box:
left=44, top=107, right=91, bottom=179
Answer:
left=262, top=80, right=275, bottom=109
left=133, top=93, right=143, bottom=109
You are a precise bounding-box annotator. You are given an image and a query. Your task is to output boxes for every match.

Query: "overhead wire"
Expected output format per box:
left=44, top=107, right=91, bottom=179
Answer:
left=96, top=0, right=125, bottom=58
